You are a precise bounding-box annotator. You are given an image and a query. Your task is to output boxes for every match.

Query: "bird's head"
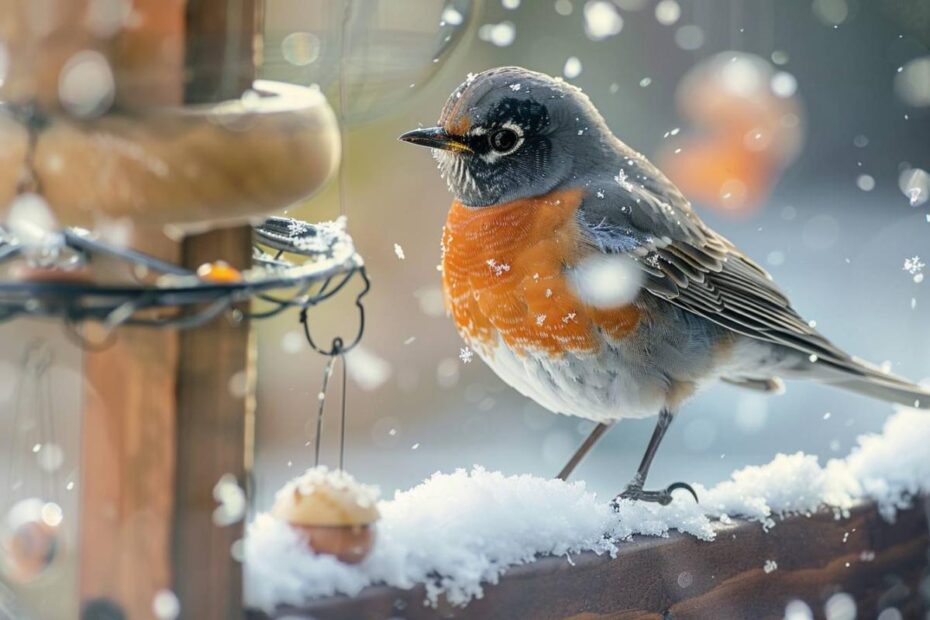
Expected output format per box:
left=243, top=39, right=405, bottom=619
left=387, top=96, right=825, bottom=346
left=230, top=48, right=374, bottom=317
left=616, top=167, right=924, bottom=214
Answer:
left=400, top=66, right=614, bottom=207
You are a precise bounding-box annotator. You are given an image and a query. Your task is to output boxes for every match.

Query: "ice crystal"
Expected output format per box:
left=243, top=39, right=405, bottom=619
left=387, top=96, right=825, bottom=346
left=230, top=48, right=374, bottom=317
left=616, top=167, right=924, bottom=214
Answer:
left=614, top=169, right=634, bottom=192
left=486, top=258, right=511, bottom=276
left=903, top=256, right=924, bottom=275
left=459, top=347, right=474, bottom=364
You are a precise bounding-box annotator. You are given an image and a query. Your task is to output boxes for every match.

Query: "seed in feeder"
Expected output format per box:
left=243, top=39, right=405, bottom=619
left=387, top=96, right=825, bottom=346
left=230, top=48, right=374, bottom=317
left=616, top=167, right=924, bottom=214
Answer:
left=197, top=261, right=242, bottom=283
left=272, top=466, right=380, bottom=564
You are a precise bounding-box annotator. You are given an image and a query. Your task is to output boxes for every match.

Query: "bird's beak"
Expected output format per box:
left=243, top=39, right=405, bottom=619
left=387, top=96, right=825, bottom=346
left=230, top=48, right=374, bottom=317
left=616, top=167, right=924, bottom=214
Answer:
left=398, top=127, right=472, bottom=153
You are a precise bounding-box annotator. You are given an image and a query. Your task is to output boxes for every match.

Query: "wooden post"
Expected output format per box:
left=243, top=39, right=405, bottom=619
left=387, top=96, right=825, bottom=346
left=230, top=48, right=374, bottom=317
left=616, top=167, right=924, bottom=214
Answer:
left=172, top=228, right=255, bottom=620
left=79, top=1, right=259, bottom=618
left=171, top=2, right=259, bottom=619
left=79, top=2, right=186, bottom=618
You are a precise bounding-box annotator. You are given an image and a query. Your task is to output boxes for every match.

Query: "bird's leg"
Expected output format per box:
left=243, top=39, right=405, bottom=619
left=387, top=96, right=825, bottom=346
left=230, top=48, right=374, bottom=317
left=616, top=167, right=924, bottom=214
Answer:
left=556, top=422, right=611, bottom=481
left=611, top=409, right=698, bottom=507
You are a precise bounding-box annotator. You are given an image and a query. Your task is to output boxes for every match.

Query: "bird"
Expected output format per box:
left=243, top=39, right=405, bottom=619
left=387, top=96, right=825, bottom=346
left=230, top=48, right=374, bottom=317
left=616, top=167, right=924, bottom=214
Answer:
left=399, top=66, right=930, bottom=505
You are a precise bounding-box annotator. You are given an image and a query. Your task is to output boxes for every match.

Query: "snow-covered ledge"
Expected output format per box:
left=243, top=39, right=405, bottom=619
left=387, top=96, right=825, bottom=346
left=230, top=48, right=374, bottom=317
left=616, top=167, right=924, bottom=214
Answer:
left=247, top=498, right=928, bottom=619
left=245, top=409, right=930, bottom=619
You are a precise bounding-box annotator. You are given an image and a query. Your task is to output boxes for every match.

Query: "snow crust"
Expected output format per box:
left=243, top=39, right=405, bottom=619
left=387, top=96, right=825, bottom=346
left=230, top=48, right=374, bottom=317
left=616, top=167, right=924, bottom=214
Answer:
left=245, top=408, right=930, bottom=611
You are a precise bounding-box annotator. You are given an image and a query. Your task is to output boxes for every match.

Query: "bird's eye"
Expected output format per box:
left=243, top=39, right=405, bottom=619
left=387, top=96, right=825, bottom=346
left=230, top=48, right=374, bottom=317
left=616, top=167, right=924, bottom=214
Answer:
left=490, top=128, right=519, bottom=153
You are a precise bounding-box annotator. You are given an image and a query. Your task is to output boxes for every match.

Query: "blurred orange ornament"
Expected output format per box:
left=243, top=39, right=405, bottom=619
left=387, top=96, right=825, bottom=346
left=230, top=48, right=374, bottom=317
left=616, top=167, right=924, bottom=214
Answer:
left=196, top=261, right=243, bottom=283
left=1, top=499, right=64, bottom=583
left=659, top=52, right=804, bottom=216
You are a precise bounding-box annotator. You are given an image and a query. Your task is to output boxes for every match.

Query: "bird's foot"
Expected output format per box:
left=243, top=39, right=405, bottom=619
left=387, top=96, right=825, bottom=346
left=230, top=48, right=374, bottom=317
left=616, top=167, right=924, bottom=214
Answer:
left=610, top=481, right=698, bottom=508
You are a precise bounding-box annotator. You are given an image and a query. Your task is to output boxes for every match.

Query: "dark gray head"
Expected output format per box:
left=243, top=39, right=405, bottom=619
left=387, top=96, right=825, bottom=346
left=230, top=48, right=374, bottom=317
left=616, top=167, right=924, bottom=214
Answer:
left=400, top=67, right=617, bottom=207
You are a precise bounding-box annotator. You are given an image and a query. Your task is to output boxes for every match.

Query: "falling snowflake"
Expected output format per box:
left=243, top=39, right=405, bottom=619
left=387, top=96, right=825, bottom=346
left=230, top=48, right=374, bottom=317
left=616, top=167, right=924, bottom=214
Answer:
left=908, top=187, right=923, bottom=206
left=903, top=255, right=925, bottom=275
left=562, top=312, right=577, bottom=323
left=614, top=169, right=634, bottom=192
left=394, top=243, right=405, bottom=260
left=535, top=314, right=547, bottom=326
left=459, top=347, right=474, bottom=364
left=486, top=258, right=511, bottom=276
left=509, top=83, right=522, bottom=91
left=563, top=56, right=582, bottom=79
left=596, top=190, right=605, bottom=198
left=763, top=559, right=778, bottom=574
left=545, top=288, right=553, bottom=298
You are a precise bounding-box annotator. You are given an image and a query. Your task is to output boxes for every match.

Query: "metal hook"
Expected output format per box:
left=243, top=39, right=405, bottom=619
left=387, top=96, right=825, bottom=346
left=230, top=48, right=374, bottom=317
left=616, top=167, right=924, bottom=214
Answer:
left=300, top=266, right=370, bottom=357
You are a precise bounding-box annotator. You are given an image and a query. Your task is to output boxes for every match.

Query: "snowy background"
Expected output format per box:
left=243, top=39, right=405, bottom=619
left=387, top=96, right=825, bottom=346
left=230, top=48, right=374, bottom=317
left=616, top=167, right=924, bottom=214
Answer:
left=0, top=4, right=926, bottom=615
left=252, top=0, right=930, bottom=511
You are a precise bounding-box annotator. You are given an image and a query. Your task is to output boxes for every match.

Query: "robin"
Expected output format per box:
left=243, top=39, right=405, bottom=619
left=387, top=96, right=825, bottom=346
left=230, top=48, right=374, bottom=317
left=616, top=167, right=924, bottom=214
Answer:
left=400, top=66, right=930, bottom=505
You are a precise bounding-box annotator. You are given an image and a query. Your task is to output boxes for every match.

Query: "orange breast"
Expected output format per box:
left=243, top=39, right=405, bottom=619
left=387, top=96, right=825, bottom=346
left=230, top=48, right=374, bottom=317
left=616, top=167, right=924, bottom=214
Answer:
left=441, top=188, right=641, bottom=357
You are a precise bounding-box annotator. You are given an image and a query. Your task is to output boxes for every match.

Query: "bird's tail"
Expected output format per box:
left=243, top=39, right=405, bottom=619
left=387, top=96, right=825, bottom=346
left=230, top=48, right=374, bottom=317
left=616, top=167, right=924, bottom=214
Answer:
left=813, top=358, right=930, bottom=409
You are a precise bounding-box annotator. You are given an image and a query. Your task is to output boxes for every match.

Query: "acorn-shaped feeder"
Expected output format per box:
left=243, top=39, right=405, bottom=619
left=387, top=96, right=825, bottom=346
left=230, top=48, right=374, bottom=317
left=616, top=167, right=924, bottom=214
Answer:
left=272, top=467, right=379, bottom=564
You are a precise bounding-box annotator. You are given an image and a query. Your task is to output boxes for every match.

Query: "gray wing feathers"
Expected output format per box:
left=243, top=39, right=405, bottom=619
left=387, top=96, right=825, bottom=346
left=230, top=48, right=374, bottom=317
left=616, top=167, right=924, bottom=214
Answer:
left=578, top=164, right=930, bottom=406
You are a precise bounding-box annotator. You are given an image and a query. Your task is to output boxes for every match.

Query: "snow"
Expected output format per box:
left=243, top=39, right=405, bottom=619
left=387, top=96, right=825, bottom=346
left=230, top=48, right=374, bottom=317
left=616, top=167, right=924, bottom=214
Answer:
left=245, top=408, right=930, bottom=611
left=563, top=57, right=582, bottom=79
left=902, top=255, right=924, bottom=276
left=345, top=346, right=391, bottom=391
left=458, top=347, right=474, bottom=364
left=583, top=1, right=623, bottom=40
left=614, top=168, right=634, bottom=191
left=478, top=22, right=515, bottom=47
left=568, top=254, right=642, bottom=308
left=485, top=258, right=510, bottom=276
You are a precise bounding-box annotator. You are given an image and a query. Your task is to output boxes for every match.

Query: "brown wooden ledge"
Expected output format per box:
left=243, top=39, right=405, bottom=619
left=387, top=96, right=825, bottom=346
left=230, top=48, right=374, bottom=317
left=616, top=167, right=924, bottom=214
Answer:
left=246, top=499, right=930, bottom=620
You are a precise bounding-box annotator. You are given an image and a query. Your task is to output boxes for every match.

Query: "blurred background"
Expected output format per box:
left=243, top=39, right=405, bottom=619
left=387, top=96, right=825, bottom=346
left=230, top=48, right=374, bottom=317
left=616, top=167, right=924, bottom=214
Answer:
left=253, top=0, right=930, bottom=508
left=0, top=1, right=927, bottom=615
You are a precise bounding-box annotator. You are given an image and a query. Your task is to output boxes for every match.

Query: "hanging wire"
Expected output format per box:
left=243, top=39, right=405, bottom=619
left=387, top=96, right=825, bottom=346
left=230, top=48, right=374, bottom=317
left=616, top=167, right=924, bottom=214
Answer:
left=339, top=351, right=348, bottom=470
left=305, top=0, right=361, bottom=472
left=299, top=266, right=369, bottom=357
left=308, top=337, right=351, bottom=470
left=313, top=353, right=338, bottom=467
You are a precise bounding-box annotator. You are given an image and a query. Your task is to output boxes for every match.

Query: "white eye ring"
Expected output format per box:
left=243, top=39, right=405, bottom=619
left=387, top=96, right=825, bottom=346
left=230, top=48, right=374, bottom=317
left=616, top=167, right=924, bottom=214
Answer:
left=492, top=121, right=524, bottom=154
left=480, top=121, right=524, bottom=163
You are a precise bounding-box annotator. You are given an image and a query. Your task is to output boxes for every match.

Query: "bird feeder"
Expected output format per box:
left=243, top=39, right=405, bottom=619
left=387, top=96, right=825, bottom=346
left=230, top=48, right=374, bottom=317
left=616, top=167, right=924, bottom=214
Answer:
left=0, top=1, right=474, bottom=618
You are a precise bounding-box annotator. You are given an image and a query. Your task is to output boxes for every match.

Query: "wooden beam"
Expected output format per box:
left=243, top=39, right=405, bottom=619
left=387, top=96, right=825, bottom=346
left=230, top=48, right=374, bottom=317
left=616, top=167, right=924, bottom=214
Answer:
left=80, top=312, right=180, bottom=618
left=172, top=227, right=255, bottom=620
left=80, top=2, right=259, bottom=618
left=171, top=2, right=259, bottom=619
left=79, top=1, right=186, bottom=617
left=247, top=500, right=930, bottom=620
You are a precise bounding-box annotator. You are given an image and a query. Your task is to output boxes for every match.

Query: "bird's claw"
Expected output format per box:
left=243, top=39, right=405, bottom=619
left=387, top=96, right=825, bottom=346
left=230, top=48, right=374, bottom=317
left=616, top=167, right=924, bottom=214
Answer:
left=611, top=481, right=699, bottom=508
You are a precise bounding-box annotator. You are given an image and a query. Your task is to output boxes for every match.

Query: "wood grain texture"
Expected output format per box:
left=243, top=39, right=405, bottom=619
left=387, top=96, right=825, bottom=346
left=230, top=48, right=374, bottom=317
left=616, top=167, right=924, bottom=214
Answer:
left=169, top=5, right=258, bottom=617
left=247, top=500, right=930, bottom=620
left=76, top=0, right=187, bottom=616
left=80, top=230, right=182, bottom=619
left=172, top=226, right=254, bottom=620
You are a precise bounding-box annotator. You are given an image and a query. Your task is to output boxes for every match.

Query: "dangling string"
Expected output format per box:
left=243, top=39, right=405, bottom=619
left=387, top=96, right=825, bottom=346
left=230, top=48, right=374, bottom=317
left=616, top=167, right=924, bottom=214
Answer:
left=308, top=0, right=354, bottom=471
left=338, top=351, right=347, bottom=470
left=309, top=337, right=350, bottom=470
